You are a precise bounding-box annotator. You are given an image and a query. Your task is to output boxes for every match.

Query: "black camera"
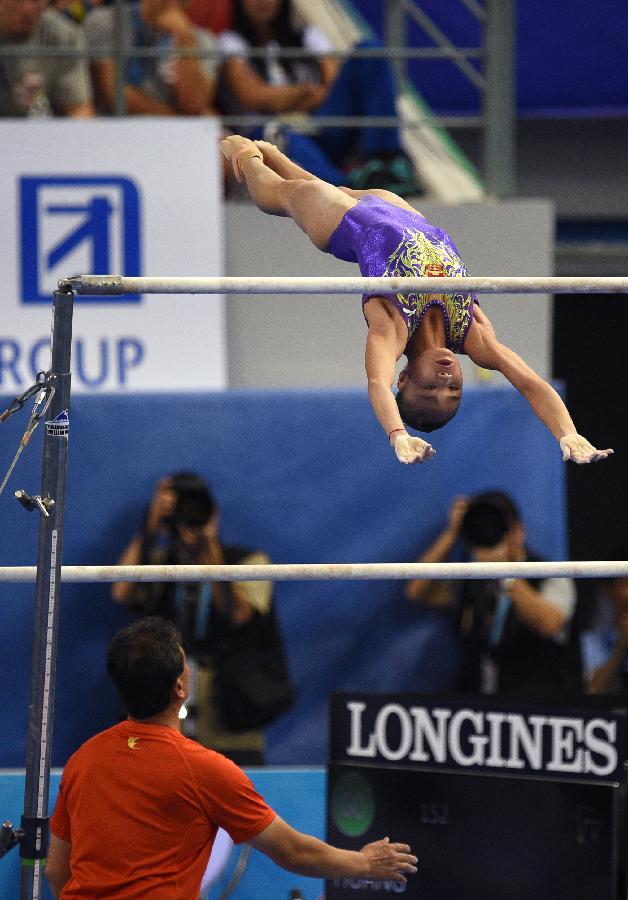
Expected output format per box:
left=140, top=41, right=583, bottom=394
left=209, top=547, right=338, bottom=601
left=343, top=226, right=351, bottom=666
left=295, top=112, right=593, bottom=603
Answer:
left=169, top=472, right=216, bottom=528
left=460, top=492, right=519, bottom=548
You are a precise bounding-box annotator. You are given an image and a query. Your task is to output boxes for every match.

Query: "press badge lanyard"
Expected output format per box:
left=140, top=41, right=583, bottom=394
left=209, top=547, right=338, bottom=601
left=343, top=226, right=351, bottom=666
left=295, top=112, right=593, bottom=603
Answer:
left=480, top=585, right=512, bottom=695
left=174, top=582, right=212, bottom=642
left=489, top=589, right=512, bottom=649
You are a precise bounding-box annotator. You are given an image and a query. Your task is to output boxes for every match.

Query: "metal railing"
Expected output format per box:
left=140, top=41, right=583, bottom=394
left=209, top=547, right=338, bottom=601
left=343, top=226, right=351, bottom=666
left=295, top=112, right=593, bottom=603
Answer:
left=0, top=0, right=515, bottom=195
left=385, top=0, right=515, bottom=196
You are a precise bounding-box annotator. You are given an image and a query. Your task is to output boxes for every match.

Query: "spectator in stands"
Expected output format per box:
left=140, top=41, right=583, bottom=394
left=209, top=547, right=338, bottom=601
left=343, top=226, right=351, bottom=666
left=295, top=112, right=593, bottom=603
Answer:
left=581, top=545, right=628, bottom=695
left=48, top=0, right=91, bottom=26
left=405, top=492, right=582, bottom=697
left=217, top=0, right=419, bottom=194
left=0, top=0, right=94, bottom=116
left=45, top=617, right=418, bottom=898
left=187, top=0, right=231, bottom=35
left=112, top=472, right=293, bottom=765
left=85, top=0, right=218, bottom=115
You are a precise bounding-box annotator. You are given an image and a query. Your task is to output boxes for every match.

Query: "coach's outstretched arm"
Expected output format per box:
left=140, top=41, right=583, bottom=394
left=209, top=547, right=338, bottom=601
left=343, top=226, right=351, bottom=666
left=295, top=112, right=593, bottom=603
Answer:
left=249, top=816, right=418, bottom=882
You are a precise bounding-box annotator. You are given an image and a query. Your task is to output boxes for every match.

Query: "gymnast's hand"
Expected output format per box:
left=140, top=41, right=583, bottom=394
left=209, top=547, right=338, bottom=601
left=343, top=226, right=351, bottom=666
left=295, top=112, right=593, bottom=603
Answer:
left=559, top=433, right=614, bottom=464
left=391, top=431, right=436, bottom=464
left=359, top=837, right=418, bottom=883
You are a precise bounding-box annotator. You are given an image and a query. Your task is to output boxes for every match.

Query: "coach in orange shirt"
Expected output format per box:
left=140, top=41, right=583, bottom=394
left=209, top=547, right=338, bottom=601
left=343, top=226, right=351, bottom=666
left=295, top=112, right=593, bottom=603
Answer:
left=46, top=617, right=417, bottom=898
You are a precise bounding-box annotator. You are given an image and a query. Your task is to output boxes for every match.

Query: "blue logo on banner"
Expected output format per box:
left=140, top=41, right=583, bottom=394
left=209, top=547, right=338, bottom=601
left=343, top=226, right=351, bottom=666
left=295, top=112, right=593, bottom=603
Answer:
left=45, top=409, right=70, bottom=437
left=20, top=176, right=142, bottom=304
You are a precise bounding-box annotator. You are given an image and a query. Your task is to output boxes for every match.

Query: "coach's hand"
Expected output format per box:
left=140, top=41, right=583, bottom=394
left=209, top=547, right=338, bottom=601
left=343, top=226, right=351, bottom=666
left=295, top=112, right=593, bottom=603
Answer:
left=391, top=431, right=436, bottom=464
left=559, top=433, right=614, bottom=464
left=359, top=837, right=418, bottom=882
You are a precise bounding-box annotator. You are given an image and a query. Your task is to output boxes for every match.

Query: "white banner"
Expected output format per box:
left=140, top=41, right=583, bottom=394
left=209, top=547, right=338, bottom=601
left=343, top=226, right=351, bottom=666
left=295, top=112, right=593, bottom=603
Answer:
left=0, top=118, right=226, bottom=392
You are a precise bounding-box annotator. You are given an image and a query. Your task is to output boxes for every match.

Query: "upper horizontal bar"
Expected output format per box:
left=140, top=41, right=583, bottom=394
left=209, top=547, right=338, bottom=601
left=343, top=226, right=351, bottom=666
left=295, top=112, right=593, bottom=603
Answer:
left=1, top=561, right=626, bottom=583
left=59, top=276, right=628, bottom=296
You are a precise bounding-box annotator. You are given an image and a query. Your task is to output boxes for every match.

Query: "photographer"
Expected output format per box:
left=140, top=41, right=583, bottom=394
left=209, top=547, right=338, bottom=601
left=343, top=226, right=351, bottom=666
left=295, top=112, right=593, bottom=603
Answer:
left=581, top=545, right=628, bottom=695
left=406, top=492, right=582, bottom=698
left=113, top=472, right=294, bottom=764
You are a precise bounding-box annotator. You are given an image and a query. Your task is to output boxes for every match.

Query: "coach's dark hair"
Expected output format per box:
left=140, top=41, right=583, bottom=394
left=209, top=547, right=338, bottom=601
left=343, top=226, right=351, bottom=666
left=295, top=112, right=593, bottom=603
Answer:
left=395, top=389, right=454, bottom=433
left=107, top=617, right=184, bottom=719
left=460, top=491, right=520, bottom=548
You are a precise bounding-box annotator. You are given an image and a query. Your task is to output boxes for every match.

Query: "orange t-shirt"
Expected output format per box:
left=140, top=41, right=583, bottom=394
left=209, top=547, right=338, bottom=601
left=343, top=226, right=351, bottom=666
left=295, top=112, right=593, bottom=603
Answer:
left=50, top=720, right=276, bottom=898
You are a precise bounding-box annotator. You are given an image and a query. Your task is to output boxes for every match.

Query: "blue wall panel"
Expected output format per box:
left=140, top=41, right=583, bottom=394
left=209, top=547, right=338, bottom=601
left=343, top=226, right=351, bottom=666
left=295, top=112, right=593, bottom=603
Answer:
left=0, top=387, right=566, bottom=769
left=350, top=0, right=628, bottom=115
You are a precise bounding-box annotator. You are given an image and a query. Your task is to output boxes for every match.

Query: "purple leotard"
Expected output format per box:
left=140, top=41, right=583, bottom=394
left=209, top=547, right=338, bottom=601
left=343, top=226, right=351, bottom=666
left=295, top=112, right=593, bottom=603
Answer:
left=327, top=195, right=476, bottom=353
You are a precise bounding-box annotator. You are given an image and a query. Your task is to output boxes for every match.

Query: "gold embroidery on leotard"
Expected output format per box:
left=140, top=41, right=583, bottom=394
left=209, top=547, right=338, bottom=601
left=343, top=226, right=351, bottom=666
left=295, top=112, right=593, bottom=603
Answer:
left=383, top=228, right=473, bottom=351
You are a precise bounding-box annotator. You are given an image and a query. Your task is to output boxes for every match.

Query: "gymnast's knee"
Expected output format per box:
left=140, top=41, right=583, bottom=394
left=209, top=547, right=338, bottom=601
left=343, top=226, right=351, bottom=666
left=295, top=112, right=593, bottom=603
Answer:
left=284, top=178, right=323, bottom=209
left=283, top=179, right=336, bottom=246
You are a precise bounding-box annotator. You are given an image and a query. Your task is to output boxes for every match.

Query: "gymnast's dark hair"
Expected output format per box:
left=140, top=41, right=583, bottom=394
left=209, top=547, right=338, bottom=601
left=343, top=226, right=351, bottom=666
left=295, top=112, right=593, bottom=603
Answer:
left=232, top=0, right=320, bottom=83
left=107, top=617, right=184, bottom=719
left=395, top=390, right=454, bottom=433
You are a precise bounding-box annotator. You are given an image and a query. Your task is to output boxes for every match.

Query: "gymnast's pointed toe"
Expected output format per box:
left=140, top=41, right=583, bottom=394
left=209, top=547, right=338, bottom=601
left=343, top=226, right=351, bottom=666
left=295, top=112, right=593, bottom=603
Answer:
left=219, top=135, right=241, bottom=160
left=220, top=135, right=254, bottom=160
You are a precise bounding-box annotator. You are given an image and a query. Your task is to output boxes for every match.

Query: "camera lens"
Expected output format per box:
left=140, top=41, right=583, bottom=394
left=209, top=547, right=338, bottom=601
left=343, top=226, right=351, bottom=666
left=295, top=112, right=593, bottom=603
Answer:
left=168, top=473, right=216, bottom=528
left=174, top=489, right=214, bottom=527
left=461, top=493, right=518, bottom=548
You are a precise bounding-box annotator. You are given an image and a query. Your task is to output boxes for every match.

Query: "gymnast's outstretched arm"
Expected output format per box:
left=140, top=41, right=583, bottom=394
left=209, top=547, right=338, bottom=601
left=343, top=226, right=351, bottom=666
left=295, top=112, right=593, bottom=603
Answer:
left=464, top=311, right=613, bottom=464
left=364, top=300, right=436, bottom=465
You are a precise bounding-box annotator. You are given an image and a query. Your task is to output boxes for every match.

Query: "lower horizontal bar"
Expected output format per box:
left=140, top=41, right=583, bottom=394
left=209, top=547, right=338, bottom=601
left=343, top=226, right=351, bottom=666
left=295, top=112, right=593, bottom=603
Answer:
left=1, top=561, right=626, bottom=583
left=58, top=275, right=628, bottom=296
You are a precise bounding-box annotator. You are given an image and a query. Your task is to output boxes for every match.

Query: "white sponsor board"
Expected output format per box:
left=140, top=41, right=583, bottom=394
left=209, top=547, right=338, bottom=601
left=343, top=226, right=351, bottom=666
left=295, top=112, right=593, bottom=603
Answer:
left=1, top=118, right=226, bottom=392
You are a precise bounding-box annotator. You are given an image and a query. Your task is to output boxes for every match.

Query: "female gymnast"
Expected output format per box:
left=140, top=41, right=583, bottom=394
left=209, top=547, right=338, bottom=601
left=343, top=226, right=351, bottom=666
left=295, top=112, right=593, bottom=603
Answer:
left=220, top=134, right=613, bottom=467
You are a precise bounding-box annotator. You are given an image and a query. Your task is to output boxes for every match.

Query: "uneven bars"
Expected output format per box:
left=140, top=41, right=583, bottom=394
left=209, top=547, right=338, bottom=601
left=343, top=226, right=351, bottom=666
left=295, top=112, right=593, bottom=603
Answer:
left=59, top=275, right=628, bottom=296
left=1, top=561, right=627, bottom=583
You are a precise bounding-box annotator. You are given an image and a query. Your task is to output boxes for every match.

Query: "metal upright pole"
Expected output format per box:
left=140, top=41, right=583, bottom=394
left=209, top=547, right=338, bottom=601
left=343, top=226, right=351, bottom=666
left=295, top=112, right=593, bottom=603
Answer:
left=484, top=0, right=516, bottom=197
left=112, top=0, right=127, bottom=116
left=20, top=290, right=74, bottom=900
left=385, top=0, right=407, bottom=93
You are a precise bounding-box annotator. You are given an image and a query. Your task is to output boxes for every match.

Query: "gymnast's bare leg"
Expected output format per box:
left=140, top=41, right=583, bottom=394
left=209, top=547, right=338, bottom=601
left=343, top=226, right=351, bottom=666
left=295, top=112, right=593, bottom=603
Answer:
left=219, top=135, right=419, bottom=249
left=220, top=135, right=356, bottom=250
left=253, top=139, right=422, bottom=212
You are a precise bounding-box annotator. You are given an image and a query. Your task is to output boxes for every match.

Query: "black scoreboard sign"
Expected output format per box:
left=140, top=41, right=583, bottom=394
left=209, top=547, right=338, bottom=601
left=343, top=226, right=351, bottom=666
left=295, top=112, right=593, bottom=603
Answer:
left=330, top=694, right=627, bottom=781
left=326, top=695, right=627, bottom=900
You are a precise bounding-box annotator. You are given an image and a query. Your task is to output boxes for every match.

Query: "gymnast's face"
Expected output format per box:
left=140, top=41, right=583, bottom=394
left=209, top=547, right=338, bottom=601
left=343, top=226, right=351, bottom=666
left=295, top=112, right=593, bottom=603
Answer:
left=398, top=349, right=463, bottom=428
